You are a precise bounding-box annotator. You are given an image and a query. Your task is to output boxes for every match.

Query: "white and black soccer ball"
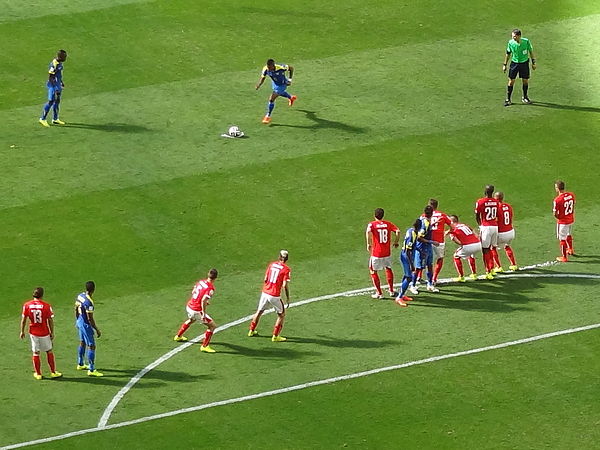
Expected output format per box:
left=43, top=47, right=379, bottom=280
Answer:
left=228, top=125, right=244, bottom=138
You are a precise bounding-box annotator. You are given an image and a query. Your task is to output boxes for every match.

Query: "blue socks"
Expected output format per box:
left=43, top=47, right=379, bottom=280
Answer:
left=267, top=101, right=275, bottom=116
left=41, top=103, right=51, bottom=120
left=77, top=345, right=85, bottom=366
left=88, top=349, right=95, bottom=371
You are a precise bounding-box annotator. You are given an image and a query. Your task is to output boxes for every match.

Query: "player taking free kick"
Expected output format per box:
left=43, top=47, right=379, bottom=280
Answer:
left=174, top=269, right=219, bottom=353
left=248, top=250, right=291, bottom=342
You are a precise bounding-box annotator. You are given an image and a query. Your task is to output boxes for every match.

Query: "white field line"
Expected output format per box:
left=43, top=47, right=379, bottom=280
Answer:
left=97, top=260, right=558, bottom=427
left=4, top=321, right=600, bottom=450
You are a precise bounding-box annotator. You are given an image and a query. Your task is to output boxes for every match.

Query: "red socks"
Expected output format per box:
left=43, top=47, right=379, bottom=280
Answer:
left=249, top=321, right=257, bottom=332
left=385, top=268, right=394, bottom=292
left=177, top=321, right=191, bottom=337
left=370, top=273, right=382, bottom=294
left=468, top=256, right=477, bottom=274
left=202, top=330, right=213, bottom=347
left=47, top=352, right=56, bottom=372
left=566, top=235, right=573, bottom=252
left=273, top=324, right=282, bottom=337
left=505, top=246, right=517, bottom=265
left=32, top=355, right=41, bottom=375
left=453, top=258, right=464, bottom=276
left=490, top=247, right=501, bottom=268
left=560, top=240, right=568, bottom=258
left=433, top=259, right=443, bottom=282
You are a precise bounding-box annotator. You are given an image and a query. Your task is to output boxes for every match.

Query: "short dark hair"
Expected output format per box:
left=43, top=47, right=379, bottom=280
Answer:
left=428, top=198, right=438, bottom=209
left=555, top=180, right=565, bottom=190
left=374, top=208, right=384, bottom=220
left=423, top=205, right=433, bottom=216
left=208, top=268, right=218, bottom=280
left=413, top=219, right=421, bottom=230
left=266, top=58, right=275, bottom=66
left=485, top=185, right=495, bottom=197
left=512, top=29, right=522, bottom=36
left=450, top=215, right=459, bottom=222
left=33, top=287, right=44, bottom=298
left=86, top=281, right=96, bottom=294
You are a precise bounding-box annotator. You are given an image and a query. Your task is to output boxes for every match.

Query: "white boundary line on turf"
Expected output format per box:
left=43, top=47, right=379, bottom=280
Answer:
left=4, top=321, right=600, bottom=450
left=98, top=260, right=558, bottom=427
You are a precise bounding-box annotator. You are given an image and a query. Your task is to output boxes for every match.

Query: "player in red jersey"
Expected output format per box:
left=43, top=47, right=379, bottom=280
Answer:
left=19, top=287, right=62, bottom=380
left=475, top=184, right=500, bottom=279
left=448, top=216, right=481, bottom=282
left=428, top=199, right=452, bottom=286
left=366, top=208, right=400, bottom=299
left=173, top=268, right=219, bottom=353
left=553, top=180, right=576, bottom=262
left=491, top=191, right=518, bottom=271
left=248, top=250, right=291, bottom=342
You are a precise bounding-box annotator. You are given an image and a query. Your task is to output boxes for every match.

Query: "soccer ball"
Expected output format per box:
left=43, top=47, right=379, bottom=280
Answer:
left=228, top=125, right=244, bottom=137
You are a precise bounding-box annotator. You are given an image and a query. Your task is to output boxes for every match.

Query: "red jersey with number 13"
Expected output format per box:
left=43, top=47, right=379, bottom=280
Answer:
left=263, top=261, right=291, bottom=297
left=475, top=197, right=500, bottom=226
left=22, top=299, right=54, bottom=337
left=366, top=220, right=399, bottom=257
left=553, top=192, right=575, bottom=224
left=187, top=279, right=215, bottom=312
left=497, top=202, right=514, bottom=233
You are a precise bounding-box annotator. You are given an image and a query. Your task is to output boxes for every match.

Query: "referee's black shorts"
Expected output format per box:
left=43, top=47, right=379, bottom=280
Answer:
left=508, top=61, right=530, bottom=79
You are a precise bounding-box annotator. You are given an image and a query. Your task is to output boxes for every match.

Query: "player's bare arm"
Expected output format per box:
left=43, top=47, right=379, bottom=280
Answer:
left=366, top=230, right=373, bottom=252
left=283, top=282, right=290, bottom=307
left=392, top=230, right=400, bottom=248
left=87, top=312, right=101, bottom=338
left=503, top=50, right=510, bottom=72
left=48, top=317, right=55, bottom=340
left=287, top=66, right=294, bottom=84
left=19, top=316, right=26, bottom=339
left=530, top=50, right=537, bottom=70
left=255, top=76, right=266, bottom=90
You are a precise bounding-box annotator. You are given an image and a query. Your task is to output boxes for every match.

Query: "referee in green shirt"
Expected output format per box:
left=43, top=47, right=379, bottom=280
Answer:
left=502, top=28, right=536, bottom=106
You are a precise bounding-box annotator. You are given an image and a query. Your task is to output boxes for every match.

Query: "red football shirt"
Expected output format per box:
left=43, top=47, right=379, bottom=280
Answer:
left=22, top=299, right=54, bottom=337
left=366, top=220, right=399, bottom=257
left=187, top=279, right=215, bottom=312
left=430, top=210, right=452, bottom=243
left=450, top=223, right=480, bottom=245
left=263, top=261, right=291, bottom=297
left=475, top=197, right=500, bottom=226
left=498, top=202, right=514, bottom=233
left=553, top=192, right=575, bottom=224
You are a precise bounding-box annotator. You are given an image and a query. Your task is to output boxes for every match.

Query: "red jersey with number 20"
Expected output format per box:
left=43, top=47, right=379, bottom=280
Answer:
left=475, top=197, right=500, bottom=226
left=22, top=299, right=54, bottom=337
left=366, top=220, right=399, bottom=257
left=263, top=261, right=291, bottom=297
left=187, top=279, right=215, bottom=312
left=497, top=202, right=514, bottom=233
left=553, top=192, right=575, bottom=224
left=450, top=223, right=480, bottom=245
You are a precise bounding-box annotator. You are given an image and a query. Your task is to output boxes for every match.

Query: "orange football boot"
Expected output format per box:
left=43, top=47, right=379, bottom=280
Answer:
left=288, top=95, right=297, bottom=107
left=262, top=116, right=272, bottom=124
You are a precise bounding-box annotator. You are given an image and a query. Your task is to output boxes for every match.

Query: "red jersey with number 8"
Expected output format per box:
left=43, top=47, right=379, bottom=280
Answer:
left=366, top=220, right=399, bottom=257
left=263, top=261, right=291, bottom=297
left=553, top=192, right=575, bottom=224
left=475, top=197, right=500, bottom=226
left=22, top=299, right=54, bottom=337
left=497, top=202, right=514, bottom=233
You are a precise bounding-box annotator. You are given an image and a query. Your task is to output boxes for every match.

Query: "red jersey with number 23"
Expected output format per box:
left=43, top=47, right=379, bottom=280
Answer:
left=450, top=223, right=480, bottom=245
left=475, top=197, right=500, bottom=226
left=553, top=192, right=575, bottom=224
left=187, top=279, right=215, bottom=312
left=430, top=211, right=452, bottom=243
left=366, top=220, right=399, bottom=257
left=263, top=261, right=291, bottom=297
left=22, top=299, right=54, bottom=337
left=497, top=202, right=514, bottom=233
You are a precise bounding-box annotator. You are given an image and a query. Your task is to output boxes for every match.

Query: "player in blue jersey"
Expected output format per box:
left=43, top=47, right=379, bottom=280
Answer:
left=74, top=281, right=103, bottom=376
left=394, top=219, right=422, bottom=307
left=256, top=59, right=297, bottom=124
left=409, top=205, right=439, bottom=295
left=39, top=49, right=68, bottom=127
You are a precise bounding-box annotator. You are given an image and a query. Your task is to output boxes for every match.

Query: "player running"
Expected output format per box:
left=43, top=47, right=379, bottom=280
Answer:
left=39, top=49, right=67, bottom=127
left=248, top=250, right=291, bottom=342
left=428, top=199, right=452, bottom=286
left=475, top=185, right=500, bottom=279
left=75, top=281, right=103, bottom=376
left=448, top=216, right=481, bottom=282
left=553, top=180, right=576, bottom=262
left=20, top=287, right=62, bottom=380
left=366, top=208, right=400, bottom=299
left=174, top=269, right=219, bottom=353
left=394, top=220, right=422, bottom=307
left=491, top=191, right=518, bottom=271
left=256, top=59, right=297, bottom=124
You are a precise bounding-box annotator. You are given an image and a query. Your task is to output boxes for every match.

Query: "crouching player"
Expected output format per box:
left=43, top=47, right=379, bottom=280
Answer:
left=448, top=215, right=481, bottom=282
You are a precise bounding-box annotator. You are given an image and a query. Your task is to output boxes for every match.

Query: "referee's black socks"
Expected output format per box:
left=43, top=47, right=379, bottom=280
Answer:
left=507, top=85, right=514, bottom=100
left=523, top=84, right=529, bottom=99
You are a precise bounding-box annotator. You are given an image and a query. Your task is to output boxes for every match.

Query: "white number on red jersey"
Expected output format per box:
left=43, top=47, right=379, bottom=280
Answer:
left=564, top=199, right=574, bottom=215
left=484, top=206, right=497, bottom=221
left=457, top=224, right=473, bottom=235
left=377, top=229, right=389, bottom=243
left=268, top=266, right=281, bottom=283
left=32, top=309, right=43, bottom=323
left=503, top=211, right=511, bottom=226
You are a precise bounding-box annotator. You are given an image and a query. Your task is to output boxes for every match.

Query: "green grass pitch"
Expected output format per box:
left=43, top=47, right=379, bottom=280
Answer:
left=1, top=0, right=599, bottom=448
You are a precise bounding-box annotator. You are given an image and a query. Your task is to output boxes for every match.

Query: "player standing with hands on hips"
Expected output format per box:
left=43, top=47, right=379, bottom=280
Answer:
left=503, top=29, right=536, bottom=106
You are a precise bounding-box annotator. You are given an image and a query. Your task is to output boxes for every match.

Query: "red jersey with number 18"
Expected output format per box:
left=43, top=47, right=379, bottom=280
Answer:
left=22, top=299, right=54, bottom=337
left=553, top=192, right=575, bottom=224
left=187, top=279, right=215, bottom=312
left=263, top=261, right=291, bottom=297
left=450, top=223, right=480, bottom=245
left=366, top=220, right=399, bottom=257
left=475, top=197, right=500, bottom=226
left=497, top=202, right=514, bottom=233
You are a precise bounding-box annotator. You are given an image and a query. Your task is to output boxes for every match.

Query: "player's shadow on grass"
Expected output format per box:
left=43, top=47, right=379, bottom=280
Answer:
left=216, top=342, right=321, bottom=360
left=567, top=255, right=600, bottom=264
left=285, top=335, right=400, bottom=349
left=529, top=102, right=600, bottom=113
left=59, top=368, right=212, bottom=386
left=271, top=109, right=368, bottom=134
left=62, top=122, right=151, bottom=133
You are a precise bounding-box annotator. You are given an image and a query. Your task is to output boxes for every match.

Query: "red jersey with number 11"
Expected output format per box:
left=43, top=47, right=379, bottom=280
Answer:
left=497, top=202, right=514, bottom=233
left=22, top=299, right=54, bottom=337
left=475, top=197, right=500, bottom=226
left=366, top=220, right=399, bottom=257
left=263, top=261, right=291, bottom=297
left=553, top=192, right=575, bottom=224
